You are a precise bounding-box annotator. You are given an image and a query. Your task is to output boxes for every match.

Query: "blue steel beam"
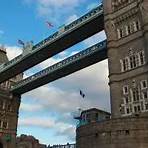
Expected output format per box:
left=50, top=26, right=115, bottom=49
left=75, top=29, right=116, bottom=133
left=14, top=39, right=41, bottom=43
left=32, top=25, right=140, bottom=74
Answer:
left=0, top=4, right=104, bottom=83
left=11, top=40, right=107, bottom=95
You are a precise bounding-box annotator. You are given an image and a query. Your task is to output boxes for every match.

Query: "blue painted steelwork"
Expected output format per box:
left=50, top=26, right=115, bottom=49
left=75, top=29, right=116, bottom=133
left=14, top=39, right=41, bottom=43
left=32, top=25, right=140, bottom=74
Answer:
left=11, top=40, right=107, bottom=91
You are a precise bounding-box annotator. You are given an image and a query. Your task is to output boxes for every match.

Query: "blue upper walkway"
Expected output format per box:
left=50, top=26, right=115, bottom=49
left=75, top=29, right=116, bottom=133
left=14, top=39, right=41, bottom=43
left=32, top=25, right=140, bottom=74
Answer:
left=0, top=4, right=104, bottom=83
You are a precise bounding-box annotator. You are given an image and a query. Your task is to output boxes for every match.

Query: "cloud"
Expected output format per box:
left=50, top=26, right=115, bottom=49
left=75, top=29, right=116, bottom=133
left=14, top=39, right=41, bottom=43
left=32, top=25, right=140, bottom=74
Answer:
left=37, top=0, right=83, bottom=8
left=18, top=117, right=55, bottom=128
left=66, top=14, right=78, bottom=25
left=18, top=116, right=76, bottom=140
left=24, top=0, right=86, bottom=26
left=24, top=59, right=110, bottom=113
left=20, top=103, right=44, bottom=112
left=83, top=31, right=106, bottom=47
left=87, top=2, right=99, bottom=10
left=6, top=45, right=22, bottom=60
left=20, top=59, right=109, bottom=142
left=39, top=57, right=62, bottom=69
left=55, top=126, right=75, bottom=141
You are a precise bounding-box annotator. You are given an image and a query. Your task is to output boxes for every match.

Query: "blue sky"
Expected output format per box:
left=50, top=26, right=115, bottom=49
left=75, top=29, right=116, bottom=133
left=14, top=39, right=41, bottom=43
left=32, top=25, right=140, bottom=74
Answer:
left=0, top=0, right=109, bottom=146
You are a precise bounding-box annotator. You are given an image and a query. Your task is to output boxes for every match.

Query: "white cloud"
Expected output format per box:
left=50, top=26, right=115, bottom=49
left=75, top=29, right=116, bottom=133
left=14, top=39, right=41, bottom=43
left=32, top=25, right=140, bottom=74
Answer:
left=58, top=51, right=68, bottom=58
left=37, top=0, right=82, bottom=8
left=19, top=117, right=55, bottom=128
left=23, top=60, right=110, bottom=113
left=20, top=103, right=44, bottom=112
left=83, top=31, right=106, bottom=47
left=87, top=2, right=99, bottom=10
left=20, top=59, right=109, bottom=142
left=6, top=46, right=22, bottom=60
left=24, top=0, right=86, bottom=26
left=66, top=14, right=78, bottom=25
left=39, top=57, right=62, bottom=69
left=18, top=116, right=76, bottom=140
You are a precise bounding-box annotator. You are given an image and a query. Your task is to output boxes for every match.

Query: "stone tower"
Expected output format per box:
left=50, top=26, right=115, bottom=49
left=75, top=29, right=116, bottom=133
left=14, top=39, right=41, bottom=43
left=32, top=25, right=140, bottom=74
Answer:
left=0, top=46, right=22, bottom=148
left=76, top=1, right=148, bottom=148
left=104, top=0, right=148, bottom=118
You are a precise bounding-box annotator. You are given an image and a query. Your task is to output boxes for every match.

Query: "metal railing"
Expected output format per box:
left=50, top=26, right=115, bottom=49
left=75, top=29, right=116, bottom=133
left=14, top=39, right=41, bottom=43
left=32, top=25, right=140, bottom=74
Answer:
left=11, top=40, right=107, bottom=90
left=51, top=144, right=76, bottom=148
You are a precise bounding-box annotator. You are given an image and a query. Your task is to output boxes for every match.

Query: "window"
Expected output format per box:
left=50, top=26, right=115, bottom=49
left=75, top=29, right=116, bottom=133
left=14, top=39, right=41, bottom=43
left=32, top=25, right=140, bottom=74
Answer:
left=135, top=54, right=140, bottom=67
left=142, top=91, right=148, bottom=100
left=134, top=105, right=141, bottom=113
left=123, top=85, right=128, bottom=95
left=126, top=108, right=130, bottom=114
left=134, top=106, right=137, bottom=113
left=121, top=50, right=145, bottom=72
left=133, top=89, right=140, bottom=102
left=141, top=102, right=144, bottom=111
left=3, top=121, right=8, bottom=129
left=133, top=21, right=137, bottom=32
left=125, top=130, right=130, bottom=135
left=141, top=80, right=147, bottom=89
left=117, top=28, right=122, bottom=39
left=120, top=57, right=130, bottom=72
left=139, top=51, right=145, bottom=65
left=133, top=21, right=141, bottom=32
left=125, top=97, right=129, bottom=104
left=130, top=55, right=137, bottom=69
left=125, top=25, right=130, bottom=36
left=136, top=20, right=141, bottom=31
left=145, top=103, right=148, bottom=110
left=138, top=105, right=141, bottom=111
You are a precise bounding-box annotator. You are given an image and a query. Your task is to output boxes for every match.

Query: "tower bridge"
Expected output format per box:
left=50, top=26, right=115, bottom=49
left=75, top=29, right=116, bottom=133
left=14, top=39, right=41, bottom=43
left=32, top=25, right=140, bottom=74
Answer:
left=0, top=4, right=104, bottom=84
left=0, top=0, right=148, bottom=148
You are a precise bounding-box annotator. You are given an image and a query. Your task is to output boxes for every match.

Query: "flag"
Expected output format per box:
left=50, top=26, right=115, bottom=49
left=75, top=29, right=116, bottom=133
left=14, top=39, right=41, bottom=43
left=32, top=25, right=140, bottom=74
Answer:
left=18, top=39, right=24, bottom=46
left=80, top=90, right=85, bottom=98
left=46, top=21, right=54, bottom=28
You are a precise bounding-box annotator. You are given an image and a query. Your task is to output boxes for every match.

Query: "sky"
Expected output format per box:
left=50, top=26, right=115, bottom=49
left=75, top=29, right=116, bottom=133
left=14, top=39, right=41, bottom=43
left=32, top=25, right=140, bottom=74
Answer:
left=0, top=0, right=110, bottom=146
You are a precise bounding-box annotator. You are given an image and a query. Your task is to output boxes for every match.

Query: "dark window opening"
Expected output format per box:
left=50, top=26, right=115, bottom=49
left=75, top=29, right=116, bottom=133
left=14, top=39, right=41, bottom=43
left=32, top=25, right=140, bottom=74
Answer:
left=125, top=130, right=130, bottom=135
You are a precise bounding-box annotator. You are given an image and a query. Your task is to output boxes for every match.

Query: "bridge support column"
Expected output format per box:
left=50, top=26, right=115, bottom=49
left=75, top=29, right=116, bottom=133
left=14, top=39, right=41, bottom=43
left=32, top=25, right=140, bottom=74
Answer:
left=0, top=89, right=20, bottom=148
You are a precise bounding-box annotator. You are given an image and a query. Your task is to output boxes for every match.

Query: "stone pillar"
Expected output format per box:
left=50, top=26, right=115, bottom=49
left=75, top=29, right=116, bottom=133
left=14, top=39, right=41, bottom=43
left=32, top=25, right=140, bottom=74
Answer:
left=0, top=89, right=21, bottom=148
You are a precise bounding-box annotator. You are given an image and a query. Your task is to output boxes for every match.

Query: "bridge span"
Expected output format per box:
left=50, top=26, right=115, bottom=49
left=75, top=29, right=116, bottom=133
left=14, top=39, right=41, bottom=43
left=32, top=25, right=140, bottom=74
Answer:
left=11, top=40, right=107, bottom=95
left=0, top=4, right=104, bottom=84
